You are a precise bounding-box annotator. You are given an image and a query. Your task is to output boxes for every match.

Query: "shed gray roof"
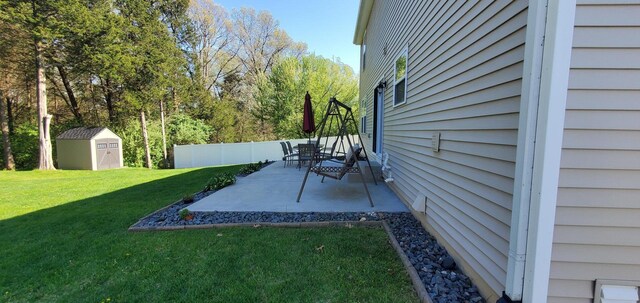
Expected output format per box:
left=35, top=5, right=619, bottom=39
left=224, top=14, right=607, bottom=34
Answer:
left=57, top=127, right=108, bottom=140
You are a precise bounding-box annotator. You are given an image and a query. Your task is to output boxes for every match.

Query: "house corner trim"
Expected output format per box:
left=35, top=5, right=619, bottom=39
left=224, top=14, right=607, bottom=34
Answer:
left=505, top=0, right=576, bottom=302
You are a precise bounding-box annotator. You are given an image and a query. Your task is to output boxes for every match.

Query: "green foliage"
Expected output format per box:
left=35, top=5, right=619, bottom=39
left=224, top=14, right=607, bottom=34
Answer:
left=178, top=208, right=191, bottom=220
left=115, top=118, right=163, bottom=168
left=1, top=0, right=363, bottom=166
left=182, top=194, right=195, bottom=203
left=238, top=162, right=263, bottom=175
left=7, top=124, right=39, bottom=170
left=117, top=0, right=187, bottom=113
left=209, top=98, right=245, bottom=143
left=204, top=172, right=236, bottom=191
left=189, top=95, right=264, bottom=144
left=254, top=55, right=359, bottom=139
left=167, top=113, right=211, bottom=145
left=395, top=54, right=407, bottom=81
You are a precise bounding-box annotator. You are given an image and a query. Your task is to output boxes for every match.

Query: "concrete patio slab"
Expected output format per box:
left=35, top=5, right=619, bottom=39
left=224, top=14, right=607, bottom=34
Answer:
left=187, top=161, right=409, bottom=213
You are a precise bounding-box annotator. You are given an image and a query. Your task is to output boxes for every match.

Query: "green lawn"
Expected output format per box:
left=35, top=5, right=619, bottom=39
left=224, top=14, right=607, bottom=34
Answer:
left=0, top=167, right=418, bottom=302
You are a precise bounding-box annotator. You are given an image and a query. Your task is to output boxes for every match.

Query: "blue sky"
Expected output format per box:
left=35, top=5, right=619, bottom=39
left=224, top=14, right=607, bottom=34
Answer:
left=215, top=0, right=361, bottom=73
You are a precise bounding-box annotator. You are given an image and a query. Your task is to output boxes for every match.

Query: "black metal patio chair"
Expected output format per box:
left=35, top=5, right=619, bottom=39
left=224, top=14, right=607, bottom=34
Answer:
left=280, top=142, right=297, bottom=167
left=296, top=143, right=315, bottom=170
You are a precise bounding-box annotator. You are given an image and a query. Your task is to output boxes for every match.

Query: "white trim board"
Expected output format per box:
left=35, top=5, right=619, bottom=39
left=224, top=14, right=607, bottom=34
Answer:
left=505, top=0, right=576, bottom=301
left=505, top=0, right=548, bottom=299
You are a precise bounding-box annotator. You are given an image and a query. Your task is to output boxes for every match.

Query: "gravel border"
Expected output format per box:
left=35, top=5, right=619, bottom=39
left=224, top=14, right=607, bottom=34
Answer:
left=128, top=165, right=485, bottom=303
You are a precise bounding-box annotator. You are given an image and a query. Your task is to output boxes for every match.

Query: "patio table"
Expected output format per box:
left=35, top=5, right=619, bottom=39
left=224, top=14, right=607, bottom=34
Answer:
left=293, top=143, right=324, bottom=151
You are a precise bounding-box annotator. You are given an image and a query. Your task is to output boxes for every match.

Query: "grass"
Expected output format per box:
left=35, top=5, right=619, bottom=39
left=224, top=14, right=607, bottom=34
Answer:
left=0, top=167, right=418, bottom=302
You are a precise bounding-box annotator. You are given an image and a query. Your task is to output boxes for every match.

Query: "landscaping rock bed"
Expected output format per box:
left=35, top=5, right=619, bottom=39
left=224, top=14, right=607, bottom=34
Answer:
left=132, top=207, right=484, bottom=302
left=385, top=213, right=485, bottom=303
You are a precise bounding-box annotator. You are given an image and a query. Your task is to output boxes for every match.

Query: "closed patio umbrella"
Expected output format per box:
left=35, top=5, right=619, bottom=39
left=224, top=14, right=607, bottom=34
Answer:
left=302, top=91, right=315, bottom=142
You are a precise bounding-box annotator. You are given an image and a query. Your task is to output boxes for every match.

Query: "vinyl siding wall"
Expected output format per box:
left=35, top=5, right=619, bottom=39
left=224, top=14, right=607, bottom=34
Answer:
left=548, top=1, right=640, bottom=302
left=358, top=0, right=527, bottom=298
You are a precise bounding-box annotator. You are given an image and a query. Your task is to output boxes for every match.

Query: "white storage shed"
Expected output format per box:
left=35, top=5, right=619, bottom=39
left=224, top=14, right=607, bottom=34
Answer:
left=56, top=127, right=123, bottom=170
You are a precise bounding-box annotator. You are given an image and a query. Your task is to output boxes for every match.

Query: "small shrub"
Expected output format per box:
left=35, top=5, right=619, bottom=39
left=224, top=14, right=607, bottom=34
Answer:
left=204, top=172, right=236, bottom=191
left=5, top=123, right=39, bottom=169
left=238, top=166, right=251, bottom=175
left=178, top=208, right=192, bottom=220
left=238, top=162, right=262, bottom=175
left=183, top=194, right=195, bottom=203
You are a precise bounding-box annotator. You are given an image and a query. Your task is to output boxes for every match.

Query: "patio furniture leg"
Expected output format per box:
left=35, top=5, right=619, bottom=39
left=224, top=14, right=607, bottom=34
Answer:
left=361, top=174, right=374, bottom=207
left=354, top=158, right=374, bottom=207
left=296, top=164, right=313, bottom=202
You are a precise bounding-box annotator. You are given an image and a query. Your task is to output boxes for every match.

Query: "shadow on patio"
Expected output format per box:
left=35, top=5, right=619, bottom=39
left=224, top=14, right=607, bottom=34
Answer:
left=187, top=161, right=409, bottom=213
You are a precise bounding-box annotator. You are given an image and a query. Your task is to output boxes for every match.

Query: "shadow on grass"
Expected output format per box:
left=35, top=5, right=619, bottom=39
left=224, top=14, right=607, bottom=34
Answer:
left=0, top=167, right=225, bottom=228
left=0, top=167, right=419, bottom=303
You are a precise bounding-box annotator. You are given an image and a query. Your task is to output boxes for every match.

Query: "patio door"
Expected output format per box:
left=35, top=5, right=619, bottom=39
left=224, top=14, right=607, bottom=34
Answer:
left=372, top=85, right=384, bottom=154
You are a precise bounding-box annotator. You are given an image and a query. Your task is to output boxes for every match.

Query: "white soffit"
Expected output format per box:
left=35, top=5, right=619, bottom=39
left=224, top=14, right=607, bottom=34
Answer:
left=353, top=0, right=374, bottom=45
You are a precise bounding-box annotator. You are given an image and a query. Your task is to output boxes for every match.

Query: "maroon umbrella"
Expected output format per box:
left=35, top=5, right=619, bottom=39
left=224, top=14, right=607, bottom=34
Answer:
left=302, top=91, right=315, bottom=141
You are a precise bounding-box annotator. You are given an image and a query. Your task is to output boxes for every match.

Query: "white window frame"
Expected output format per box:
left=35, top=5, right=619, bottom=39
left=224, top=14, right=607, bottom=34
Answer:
left=360, top=98, right=367, bottom=133
left=362, top=30, right=367, bottom=71
left=393, top=47, right=408, bottom=107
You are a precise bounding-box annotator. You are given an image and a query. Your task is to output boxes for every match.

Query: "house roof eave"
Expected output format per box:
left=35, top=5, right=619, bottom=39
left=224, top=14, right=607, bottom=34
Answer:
left=353, top=0, right=374, bottom=45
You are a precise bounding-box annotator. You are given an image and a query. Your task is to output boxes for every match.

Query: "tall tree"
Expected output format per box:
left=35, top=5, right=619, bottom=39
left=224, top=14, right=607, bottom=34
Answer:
left=159, top=99, right=168, bottom=167
left=254, top=55, right=359, bottom=139
left=34, top=37, right=55, bottom=169
left=3, top=0, right=64, bottom=169
left=0, top=18, right=22, bottom=170
left=231, top=7, right=306, bottom=84
left=187, top=0, right=240, bottom=97
left=139, top=109, right=152, bottom=169
left=117, top=0, right=188, bottom=168
left=0, top=91, right=15, bottom=170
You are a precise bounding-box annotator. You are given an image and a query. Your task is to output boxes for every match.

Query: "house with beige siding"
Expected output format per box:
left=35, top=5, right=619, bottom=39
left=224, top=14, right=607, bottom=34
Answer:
left=353, top=0, right=640, bottom=302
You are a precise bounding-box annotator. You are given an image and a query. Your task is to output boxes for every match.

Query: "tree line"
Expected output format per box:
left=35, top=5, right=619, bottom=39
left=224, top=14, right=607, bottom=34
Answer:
left=0, top=0, right=358, bottom=170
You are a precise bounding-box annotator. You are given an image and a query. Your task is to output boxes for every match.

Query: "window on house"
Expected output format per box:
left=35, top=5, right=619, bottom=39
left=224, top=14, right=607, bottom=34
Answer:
left=394, top=49, right=408, bottom=106
left=97, top=143, right=107, bottom=149
left=362, top=30, right=367, bottom=71
left=360, top=98, right=367, bottom=133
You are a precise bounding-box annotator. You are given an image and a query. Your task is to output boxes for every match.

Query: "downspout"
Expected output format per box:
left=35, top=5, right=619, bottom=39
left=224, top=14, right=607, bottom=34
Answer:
left=502, top=1, right=576, bottom=302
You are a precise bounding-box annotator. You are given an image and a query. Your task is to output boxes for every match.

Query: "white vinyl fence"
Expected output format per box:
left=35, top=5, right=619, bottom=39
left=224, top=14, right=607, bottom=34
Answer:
left=174, top=136, right=351, bottom=168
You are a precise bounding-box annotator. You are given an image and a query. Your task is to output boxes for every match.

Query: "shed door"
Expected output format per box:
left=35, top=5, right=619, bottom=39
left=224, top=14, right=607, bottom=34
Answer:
left=96, top=139, right=120, bottom=170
